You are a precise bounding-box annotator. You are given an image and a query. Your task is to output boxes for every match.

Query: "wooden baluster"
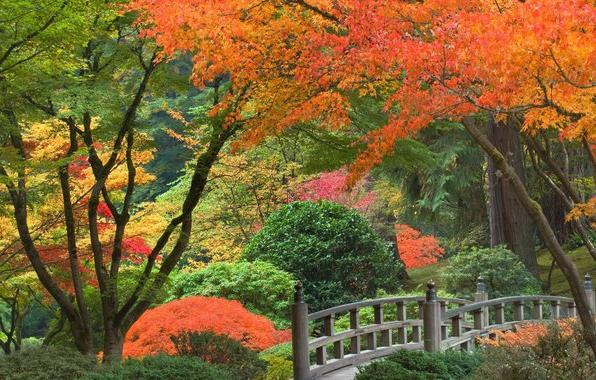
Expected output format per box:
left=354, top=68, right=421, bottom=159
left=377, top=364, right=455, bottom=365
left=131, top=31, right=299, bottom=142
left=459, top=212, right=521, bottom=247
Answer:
left=327, top=314, right=343, bottom=360
left=375, top=304, right=391, bottom=347
left=567, top=302, right=576, bottom=317
left=412, top=300, right=425, bottom=343
left=550, top=301, right=560, bottom=319
left=513, top=301, right=524, bottom=321
left=418, top=300, right=425, bottom=319
left=457, top=303, right=469, bottom=332
left=532, top=301, right=543, bottom=320
left=473, top=308, right=484, bottom=330
left=440, top=301, right=448, bottom=340
left=451, top=314, right=462, bottom=337
left=495, top=303, right=505, bottom=325
left=367, top=307, right=378, bottom=350
left=350, top=309, right=360, bottom=354
left=396, top=301, right=407, bottom=344
left=412, top=325, right=421, bottom=343
left=316, top=316, right=328, bottom=365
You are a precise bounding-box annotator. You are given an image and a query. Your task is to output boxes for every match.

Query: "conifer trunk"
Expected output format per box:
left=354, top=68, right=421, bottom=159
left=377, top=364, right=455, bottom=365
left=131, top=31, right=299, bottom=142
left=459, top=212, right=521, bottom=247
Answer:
left=463, top=116, right=596, bottom=357
left=486, top=118, right=538, bottom=276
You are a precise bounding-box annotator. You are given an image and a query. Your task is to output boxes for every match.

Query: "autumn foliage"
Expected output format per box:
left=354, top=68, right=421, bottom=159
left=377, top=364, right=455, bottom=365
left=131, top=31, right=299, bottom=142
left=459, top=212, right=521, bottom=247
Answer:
left=479, top=319, right=575, bottom=348
left=122, top=296, right=290, bottom=358
left=395, top=224, right=444, bottom=269
left=297, top=169, right=377, bottom=213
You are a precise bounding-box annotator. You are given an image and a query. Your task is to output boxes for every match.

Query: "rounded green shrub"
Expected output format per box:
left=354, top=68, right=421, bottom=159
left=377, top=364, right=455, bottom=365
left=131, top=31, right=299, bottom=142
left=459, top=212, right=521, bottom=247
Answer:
left=441, top=246, right=540, bottom=298
left=82, top=354, right=235, bottom=380
left=169, top=261, right=294, bottom=327
left=243, top=201, right=404, bottom=311
left=0, top=346, right=98, bottom=380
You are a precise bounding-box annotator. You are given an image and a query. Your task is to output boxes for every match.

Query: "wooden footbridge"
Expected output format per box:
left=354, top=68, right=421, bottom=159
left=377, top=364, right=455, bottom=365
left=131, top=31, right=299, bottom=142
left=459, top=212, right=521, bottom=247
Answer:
left=290, top=274, right=596, bottom=380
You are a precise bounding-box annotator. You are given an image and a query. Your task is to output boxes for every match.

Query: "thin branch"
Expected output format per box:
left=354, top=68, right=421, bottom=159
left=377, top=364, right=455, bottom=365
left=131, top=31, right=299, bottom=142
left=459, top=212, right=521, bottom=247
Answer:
left=0, top=1, right=67, bottom=68
left=549, top=49, right=596, bottom=89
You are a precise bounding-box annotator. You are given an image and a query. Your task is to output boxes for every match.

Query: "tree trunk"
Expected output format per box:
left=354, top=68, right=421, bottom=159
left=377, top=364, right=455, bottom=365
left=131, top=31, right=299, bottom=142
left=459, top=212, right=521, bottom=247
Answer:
left=70, top=320, right=93, bottom=355
left=486, top=118, right=538, bottom=276
left=540, top=190, right=569, bottom=244
left=103, top=325, right=124, bottom=366
left=463, top=117, right=596, bottom=357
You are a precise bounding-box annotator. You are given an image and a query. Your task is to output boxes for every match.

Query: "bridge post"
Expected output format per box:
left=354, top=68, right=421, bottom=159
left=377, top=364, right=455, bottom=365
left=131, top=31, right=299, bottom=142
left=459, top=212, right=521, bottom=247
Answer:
left=292, top=282, right=310, bottom=380
left=474, top=276, right=489, bottom=326
left=423, top=280, right=442, bottom=352
left=585, top=273, right=595, bottom=314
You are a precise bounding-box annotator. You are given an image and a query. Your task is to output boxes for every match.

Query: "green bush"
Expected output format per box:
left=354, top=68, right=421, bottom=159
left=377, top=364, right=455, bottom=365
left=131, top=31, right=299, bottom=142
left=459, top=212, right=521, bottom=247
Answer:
left=244, top=201, right=405, bottom=311
left=441, top=246, right=540, bottom=298
left=258, top=354, right=293, bottom=380
left=260, top=342, right=292, bottom=360
left=472, top=321, right=595, bottom=380
left=82, top=354, right=235, bottom=380
left=169, top=261, right=294, bottom=328
left=258, top=343, right=293, bottom=380
left=355, top=349, right=483, bottom=380
left=566, top=230, right=596, bottom=250
left=0, top=346, right=98, bottom=380
left=171, top=331, right=267, bottom=379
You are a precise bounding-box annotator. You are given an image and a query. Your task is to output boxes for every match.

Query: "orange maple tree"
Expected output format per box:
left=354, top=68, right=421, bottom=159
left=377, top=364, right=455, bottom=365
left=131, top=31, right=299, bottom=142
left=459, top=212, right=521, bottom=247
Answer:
left=395, top=224, right=444, bottom=270
left=122, top=296, right=290, bottom=357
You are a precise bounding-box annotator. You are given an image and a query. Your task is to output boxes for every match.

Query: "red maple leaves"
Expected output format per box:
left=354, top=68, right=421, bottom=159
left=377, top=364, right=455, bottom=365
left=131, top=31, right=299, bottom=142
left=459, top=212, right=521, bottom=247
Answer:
left=395, top=224, right=444, bottom=270
left=123, top=296, right=291, bottom=358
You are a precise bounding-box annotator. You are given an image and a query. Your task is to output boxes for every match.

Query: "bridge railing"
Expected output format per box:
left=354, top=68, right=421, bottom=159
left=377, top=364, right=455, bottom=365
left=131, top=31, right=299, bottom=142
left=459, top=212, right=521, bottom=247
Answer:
left=291, top=273, right=595, bottom=380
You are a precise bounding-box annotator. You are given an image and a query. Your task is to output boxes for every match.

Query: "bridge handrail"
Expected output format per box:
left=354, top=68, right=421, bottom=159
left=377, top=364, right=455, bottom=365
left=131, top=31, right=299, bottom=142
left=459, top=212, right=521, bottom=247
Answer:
left=308, top=296, right=471, bottom=321
left=444, top=295, right=574, bottom=319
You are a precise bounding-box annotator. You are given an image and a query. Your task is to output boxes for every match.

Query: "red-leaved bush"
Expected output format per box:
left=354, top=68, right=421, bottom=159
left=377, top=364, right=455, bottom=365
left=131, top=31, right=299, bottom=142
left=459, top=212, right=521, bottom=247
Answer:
left=123, top=296, right=291, bottom=358
left=395, top=224, right=444, bottom=269
left=297, top=169, right=376, bottom=212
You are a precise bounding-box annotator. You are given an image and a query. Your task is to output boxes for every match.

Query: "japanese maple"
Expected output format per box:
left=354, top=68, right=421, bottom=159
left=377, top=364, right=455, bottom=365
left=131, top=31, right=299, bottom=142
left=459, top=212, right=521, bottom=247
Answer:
left=123, top=296, right=290, bottom=357
left=395, top=224, right=444, bottom=269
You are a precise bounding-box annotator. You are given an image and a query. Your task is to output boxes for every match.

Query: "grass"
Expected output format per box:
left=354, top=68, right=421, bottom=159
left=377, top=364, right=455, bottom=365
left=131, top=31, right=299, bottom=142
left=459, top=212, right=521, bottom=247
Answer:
left=407, top=246, right=595, bottom=296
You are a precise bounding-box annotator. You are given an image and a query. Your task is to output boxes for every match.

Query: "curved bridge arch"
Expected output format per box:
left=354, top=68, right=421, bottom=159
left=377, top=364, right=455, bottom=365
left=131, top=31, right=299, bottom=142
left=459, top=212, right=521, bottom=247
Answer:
left=291, top=275, right=595, bottom=380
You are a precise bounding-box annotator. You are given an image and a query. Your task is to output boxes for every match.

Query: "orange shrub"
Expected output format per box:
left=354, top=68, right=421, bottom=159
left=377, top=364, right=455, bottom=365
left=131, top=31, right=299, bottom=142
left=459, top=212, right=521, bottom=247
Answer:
left=479, top=319, right=574, bottom=348
left=123, top=296, right=291, bottom=358
left=395, top=224, right=444, bottom=269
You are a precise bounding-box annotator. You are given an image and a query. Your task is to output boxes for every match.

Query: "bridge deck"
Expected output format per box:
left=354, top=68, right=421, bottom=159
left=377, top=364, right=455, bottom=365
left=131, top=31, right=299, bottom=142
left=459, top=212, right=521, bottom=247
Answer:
left=319, top=365, right=359, bottom=380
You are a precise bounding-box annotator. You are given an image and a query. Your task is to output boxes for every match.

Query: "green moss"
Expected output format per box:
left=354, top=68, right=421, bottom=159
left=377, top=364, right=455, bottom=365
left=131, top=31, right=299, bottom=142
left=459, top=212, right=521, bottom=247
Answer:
left=536, top=247, right=595, bottom=295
